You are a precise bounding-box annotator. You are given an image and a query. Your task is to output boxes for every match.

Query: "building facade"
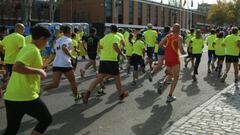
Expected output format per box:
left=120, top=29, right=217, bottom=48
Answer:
left=56, top=0, right=209, bottom=29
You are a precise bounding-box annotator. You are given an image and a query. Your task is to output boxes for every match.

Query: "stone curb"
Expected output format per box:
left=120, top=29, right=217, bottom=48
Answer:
left=162, top=83, right=235, bottom=135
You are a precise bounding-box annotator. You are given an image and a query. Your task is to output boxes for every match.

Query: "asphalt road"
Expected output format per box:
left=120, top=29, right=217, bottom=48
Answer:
left=0, top=48, right=235, bottom=135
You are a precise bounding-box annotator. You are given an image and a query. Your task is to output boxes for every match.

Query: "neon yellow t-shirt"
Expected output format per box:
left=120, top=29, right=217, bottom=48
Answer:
left=4, top=44, right=42, bottom=101
left=132, top=40, right=145, bottom=57
left=99, top=33, right=120, bottom=61
left=2, top=32, right=25, bottom=64
left=125, top=40, right=134, bottom=57
left=144, top=29, right=157, bottom=47
left=124, top=31, right=129, bottom=43
left=213, top=38, right=225, bottom=56
left=25, top=35, right=32, bottom=44
left=224, top=34, right=240, bottom=56
left=116, top=32, right=125, bottom=49
left=191, top=37, right=204, bottom=54
left=71, top=39, right=78, bottom=58
left=185, top=34, right=194, bottom=47
left=207, top=34, right=216, bottom=50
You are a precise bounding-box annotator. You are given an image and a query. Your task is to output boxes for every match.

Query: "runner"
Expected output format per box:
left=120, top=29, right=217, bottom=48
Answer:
left=212, top=31, right=225, bottom=77
left=158, top=23, right=185, bottom=102
left=80, top=27, right=100, bottom=77
left=81, top=25, right=128, bottom=104
left=3, top=25, right=52, bottom=135
left=148, top=26, right=171, bottom=82
left=190, top=29, right=204, bottom=81
left=206, top=29, right=217, bottom=73
left=1, top=23, right=25, bottom=77
left=71, top=33, right=80, bottom=71
left=125, top=33, right=134, bottom=74
left=43, top=25, right=81, bottom=103
left=144, top=23, right=158, bottom=71
left=184, top=29, right=195, bottom=68
left=221, top=27, right=240, bottom=84
left=131, top=33, right=146, bottom=85
left=116, top=28, right=125, bottom=70
left=0, top=26, right=8, bottom=61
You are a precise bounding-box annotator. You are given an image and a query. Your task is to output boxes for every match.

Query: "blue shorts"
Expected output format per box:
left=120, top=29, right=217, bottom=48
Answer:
left=158, top=48, right=165, bottom=56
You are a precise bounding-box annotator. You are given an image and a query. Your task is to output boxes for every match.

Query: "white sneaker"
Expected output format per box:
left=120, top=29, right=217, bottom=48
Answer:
left=167, top=96, right=176, bottom=102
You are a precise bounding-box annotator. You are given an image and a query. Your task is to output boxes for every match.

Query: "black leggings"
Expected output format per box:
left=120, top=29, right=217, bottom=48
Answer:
left=4, top=98, right=52, bottom=135
left=192, top=54, right=202, bottom=75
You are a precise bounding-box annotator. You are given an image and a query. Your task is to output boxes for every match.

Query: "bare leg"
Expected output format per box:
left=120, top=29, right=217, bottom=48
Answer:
left=168, top=64, right=180, bottom=96
left=31, top=130, right=42, bottom=135
left=63, top=70, right=78, bottom=96
left=43, top=71, right=62, bottom=91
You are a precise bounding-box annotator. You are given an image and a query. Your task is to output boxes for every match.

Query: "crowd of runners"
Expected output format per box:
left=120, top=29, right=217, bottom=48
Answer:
left=0, top=22, right=240, bottom=135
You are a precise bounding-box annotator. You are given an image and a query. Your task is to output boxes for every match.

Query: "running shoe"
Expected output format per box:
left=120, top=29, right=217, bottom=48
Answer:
left=208, top=68, right=211, bottom=73
left=119, top=91, right=129, bottom=101
left=147, top=72, right=153, bottom=82
left=96, top=89, right=106, bottom=96
left=221, top=74, right=227, bottom=83
left=166, top=95, right=176, bottom=102
left=235, top=79, right=238, bottom=85
left=100, top=82, right=106, bottom=89
left=192, top=75, right=197, bottom=82
left=131, top=80, right=137, bottom=86
left=81, top=91, right=91, bottom=104
left=74, top=93, right=81, bottom=104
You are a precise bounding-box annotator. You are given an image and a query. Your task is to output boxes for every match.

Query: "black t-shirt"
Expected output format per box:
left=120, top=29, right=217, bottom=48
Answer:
left=83, top=35, right=100, bottom=53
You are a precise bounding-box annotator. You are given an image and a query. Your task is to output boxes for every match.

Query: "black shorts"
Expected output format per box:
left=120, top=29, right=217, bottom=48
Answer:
left=216, top=55, right=225, bottom=61
left=6, top=64, right=13, bottom=77
left=226, top=55, right=239, bottom=63
left=88, top=52, right=97, bottom=60
left=52, top=67, right=73, bottom=72
left=98, top=61, right=119, bottom=76
left=147, top=47, right=155, bottom=59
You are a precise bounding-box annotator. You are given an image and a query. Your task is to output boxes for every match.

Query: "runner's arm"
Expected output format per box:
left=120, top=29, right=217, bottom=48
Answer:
left=178, top=37, right=186, bottom=55
left=159, top=37, right=167, bottom=48
left=13, top=61, right=45, bottom=75
left=113, top=43, right=125, bottom=58
left=62, top=44, right=74, bottom=59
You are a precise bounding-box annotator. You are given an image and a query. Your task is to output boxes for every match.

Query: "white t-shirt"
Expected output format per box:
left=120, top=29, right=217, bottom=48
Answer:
left=53, top=36, right=73, bottom=67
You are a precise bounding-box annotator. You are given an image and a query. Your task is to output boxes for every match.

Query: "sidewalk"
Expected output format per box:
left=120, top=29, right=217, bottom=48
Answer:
left=164, top=83, right=240, bottom=135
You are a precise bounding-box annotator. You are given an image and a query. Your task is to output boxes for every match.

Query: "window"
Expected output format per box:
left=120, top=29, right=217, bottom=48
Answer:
left=155, top=6, right=158, bottom=26
left=138, top=2, right=142, bottom=25
left=117, top=0, right=123, bottom=23
left=146, top=4, right=150, bottom=23
left=161, top=7, right=165, bottom=27
left=105, top=0, right=112, bottom=23
left=129, top=0, right=134, bottom=24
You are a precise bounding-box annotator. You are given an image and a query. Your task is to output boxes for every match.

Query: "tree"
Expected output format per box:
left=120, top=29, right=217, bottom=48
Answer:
left=208, top=0, right=240, bottom=26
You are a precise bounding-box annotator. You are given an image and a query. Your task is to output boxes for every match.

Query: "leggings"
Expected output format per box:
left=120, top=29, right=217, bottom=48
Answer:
left=193, top=54, right=202, bottom=75
left=208, top=50, right=216, bottom=64
left=4, top=98, right=52, bottom=135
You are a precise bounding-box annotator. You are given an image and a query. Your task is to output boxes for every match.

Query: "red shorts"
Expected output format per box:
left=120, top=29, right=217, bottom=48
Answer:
left=165, top=57, right=180, bottom=67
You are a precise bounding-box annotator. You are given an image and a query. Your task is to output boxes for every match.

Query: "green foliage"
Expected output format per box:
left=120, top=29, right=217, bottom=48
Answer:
left=207, top=0, right=240, bottom=25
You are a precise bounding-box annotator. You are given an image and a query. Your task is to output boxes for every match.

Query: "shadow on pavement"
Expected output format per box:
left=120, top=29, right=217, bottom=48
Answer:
left=135, top=90, right=161, bottom=110
left=180, top=67, right=194, bottom=82
left=203, top=73, right=229, bottom=91
left=181, top=82, right=200, bottom=96
left=45, top=101, right=120, bottom=135
left=131, top=103, right=173, bottom=135
left=221, top=86, right=240, bottom=111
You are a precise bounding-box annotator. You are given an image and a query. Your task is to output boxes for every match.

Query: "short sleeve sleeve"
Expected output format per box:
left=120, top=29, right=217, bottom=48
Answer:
left=16, top=49, right=37, bottom=66
left=18, top=36, right=26, bottom=48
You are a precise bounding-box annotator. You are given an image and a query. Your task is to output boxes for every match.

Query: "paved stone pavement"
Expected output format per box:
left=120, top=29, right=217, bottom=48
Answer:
left=164, top=83, right=240, bottom=135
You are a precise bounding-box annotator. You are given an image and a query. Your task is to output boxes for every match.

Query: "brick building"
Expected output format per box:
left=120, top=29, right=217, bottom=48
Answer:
left=55, top=0, right=209, bottom=30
